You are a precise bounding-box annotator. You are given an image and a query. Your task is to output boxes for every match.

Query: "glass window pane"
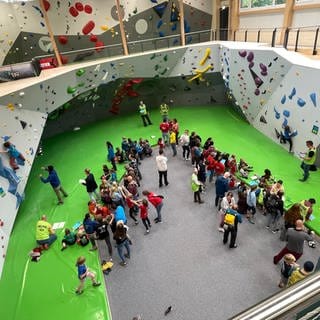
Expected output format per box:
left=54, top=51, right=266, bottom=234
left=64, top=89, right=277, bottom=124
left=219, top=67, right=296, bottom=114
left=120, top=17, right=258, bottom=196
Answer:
left=240, top=0, right=250, bottom=8
left=252, top=0, right=273, bottom=7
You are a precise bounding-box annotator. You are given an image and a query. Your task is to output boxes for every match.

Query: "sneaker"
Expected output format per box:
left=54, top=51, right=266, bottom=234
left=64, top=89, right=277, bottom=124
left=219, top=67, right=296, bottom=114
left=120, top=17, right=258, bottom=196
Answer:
left=120, top=261, right=127, bottom=266
left=124, top=253, right=130, bottom=259
left=299, top=179, right=306, bottom=182
left=158, top=220, right=163, bottom=223
left=199, top=200, right=204, bottom=204
left=145, top=229, right=150, bottom=234
left=154, top=218, right=160, bottom=223
left=93, top=282, right=101, bottom=287
left=186, top=158, right=190, bottom=161
left=109, top=257, right=113, bottom=262
left=89, top=246, right=98, bottom=251
left=265, top=226, right=270, bottom=230
left=57, top=201, right=63, bottom=205
left=218, top=227, right=225, bottom=233
left=272, top=229, right=279, bottom=234
left=61, top=246, right=67, bottom=251
left=75, top=289, right=83, bottom=295
left=230, top=244, right=237, bottom=249
left=134, top=221, right=139, bottom=225
left=248, top=218, right=255, bottom=224
left=64, top=194, right=68, bottom=197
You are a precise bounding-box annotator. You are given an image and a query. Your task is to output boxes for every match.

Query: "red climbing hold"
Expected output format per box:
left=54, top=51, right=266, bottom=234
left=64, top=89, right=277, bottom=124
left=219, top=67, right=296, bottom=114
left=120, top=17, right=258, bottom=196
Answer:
left=75, top=2, right=84, bottom=11
left=84, top=4, right=93, bottom=14
left=69, top=6, right=79, bottom=17
left=58, top=35, right=68, bottom=45
left=43, top=0, right=50, bottom=11
left=95, top=41, right=104, bottom=52
left=89, top=34, right=98, bottom=42
left=82, top=21, right=95, bottom=35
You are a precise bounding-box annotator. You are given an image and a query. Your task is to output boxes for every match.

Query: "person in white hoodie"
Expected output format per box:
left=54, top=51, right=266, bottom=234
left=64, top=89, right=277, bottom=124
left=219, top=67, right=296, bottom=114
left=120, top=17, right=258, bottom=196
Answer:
left=156, top=149, right=168, bottom=188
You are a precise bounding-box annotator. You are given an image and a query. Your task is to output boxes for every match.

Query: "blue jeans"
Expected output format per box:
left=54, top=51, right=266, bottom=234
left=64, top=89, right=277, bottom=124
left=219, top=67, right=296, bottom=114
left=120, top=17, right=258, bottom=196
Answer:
left=37, top=234, right=57, bottom=246
left=300, top=162, right=310, bottom=181
left=117, top=239, right=130, bottom=263
left=156, top=202, right=163, bottom=221
left=88, top=189, right=100, bottom=201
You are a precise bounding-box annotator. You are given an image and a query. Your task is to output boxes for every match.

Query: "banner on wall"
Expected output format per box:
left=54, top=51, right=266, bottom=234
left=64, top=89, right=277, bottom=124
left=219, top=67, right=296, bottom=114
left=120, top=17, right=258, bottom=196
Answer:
left=0, top=60, right=41, bottom=82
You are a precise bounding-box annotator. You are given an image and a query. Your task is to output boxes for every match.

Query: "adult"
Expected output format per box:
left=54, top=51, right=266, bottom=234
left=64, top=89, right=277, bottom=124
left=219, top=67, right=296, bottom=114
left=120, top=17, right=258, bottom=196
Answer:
left=179, top=129, right=190, bottom=161
left=299, top=198, right=316, bottom=222
left=159, top=118, right=170, bottom=145
left=171, top=118, right=179, bottom=144
left=82, top=168, right=99, bottom=201
left=83, top=213, right=98, bottom=251
left=215, top=172, right=229, bottom=208
left=106, top=141, right=117, bottom=171
left=95, top=215, right=113, bottom=261
left=273, top=220, right=314, bottom=264
left=191, top=168, right=203, bottom=204
left=280, top=125, right=295, bottom=153
left=299, top=140, right=316, bottom=182
left=246, top=185, right=257, bottom=224
left=40, top=165, right=68, bottom=205
left=113, top=221, right=131, bottom=266
left=219, top=191, right=236, bottom=232
left=138, top=100, right=152, bottom=127
left=160, top=102, right=169, bottom=121
left=142, top=190, right=164, bottom=223
left=156, top=149, right=169, bottom=188
left=35, top=215, right=57, bottom=249
left=222, top=208, right=242, bottom=249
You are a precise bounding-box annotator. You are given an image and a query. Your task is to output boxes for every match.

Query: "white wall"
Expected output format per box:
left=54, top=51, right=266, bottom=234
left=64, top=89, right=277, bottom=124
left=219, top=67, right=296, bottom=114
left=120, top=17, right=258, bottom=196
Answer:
left=239, top=13, right=284, bottom=30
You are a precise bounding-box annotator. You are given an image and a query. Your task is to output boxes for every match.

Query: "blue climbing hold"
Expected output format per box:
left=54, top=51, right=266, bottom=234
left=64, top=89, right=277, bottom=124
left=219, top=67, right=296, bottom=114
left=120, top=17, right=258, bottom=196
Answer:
left=283, top=110, right=290, bottom=117
left=310, top=92, right=317, bottom=107
left=297, top=98, right=306, bottom=107
left=281, top=95, right=286, bottom=104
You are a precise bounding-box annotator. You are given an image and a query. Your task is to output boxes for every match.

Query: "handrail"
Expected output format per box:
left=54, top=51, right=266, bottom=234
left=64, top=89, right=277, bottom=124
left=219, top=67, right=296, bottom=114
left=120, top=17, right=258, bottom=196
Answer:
left=231, top=271, right=320, bottom=320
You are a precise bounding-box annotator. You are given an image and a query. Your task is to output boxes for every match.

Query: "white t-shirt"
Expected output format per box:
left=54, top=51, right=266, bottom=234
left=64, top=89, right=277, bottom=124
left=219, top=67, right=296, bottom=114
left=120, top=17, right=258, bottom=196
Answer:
left=156, top=155, right=168, bottom=171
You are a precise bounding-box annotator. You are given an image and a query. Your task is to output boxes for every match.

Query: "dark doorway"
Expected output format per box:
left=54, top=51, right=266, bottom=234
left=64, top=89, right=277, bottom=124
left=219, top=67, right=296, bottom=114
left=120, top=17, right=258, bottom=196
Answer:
left=219, top=6, right=229, bottom=41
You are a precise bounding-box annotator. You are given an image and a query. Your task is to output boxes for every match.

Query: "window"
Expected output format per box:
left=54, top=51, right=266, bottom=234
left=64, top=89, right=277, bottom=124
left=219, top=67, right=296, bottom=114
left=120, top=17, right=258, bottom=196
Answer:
left=241, top=0, right=285, bottom=9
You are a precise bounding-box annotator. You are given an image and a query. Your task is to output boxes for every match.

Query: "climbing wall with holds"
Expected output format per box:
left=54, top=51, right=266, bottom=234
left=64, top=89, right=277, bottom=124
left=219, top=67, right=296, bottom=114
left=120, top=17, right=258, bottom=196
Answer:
left=1, top=0, right=213, bottom=66
left=253, top=62, right=320, bottom=155
left=224, top=47, right=291, bottom=122
left=0, top=107, right=46, bottom=276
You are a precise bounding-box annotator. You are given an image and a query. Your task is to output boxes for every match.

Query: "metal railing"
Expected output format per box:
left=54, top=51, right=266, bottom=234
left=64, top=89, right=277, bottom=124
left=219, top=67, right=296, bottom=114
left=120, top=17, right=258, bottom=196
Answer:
left=231, top=270, right=320, bottom=320
left=33, top=26, right=318, bottom=67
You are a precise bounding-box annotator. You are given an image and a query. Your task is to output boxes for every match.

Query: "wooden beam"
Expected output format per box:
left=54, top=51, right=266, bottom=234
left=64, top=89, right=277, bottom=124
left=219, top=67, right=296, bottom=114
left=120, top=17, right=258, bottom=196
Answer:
left=293, top=3, right=320, bottom=11
left=39, top=0, right=62, bottom=66
left=280, top=0, right=295, bottom=44
left=115, top=0, right=129, bottom=55
left=178, top=0, right=185, bottom=46
left=229, top=0, right=239, bottom=40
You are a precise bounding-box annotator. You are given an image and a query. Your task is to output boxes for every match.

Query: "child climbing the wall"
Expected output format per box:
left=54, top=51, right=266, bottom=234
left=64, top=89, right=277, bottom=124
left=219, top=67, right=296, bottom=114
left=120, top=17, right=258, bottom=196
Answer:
left=2, top=141, right=25, bottom=170
left=75, top=256, right=101, bottom=295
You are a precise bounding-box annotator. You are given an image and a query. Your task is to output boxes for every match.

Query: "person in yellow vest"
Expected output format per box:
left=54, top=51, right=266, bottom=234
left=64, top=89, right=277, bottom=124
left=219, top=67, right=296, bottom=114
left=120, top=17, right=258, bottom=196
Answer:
left=299, top=140, right=316, bottom=182
left=36, top=215, right=57, bottom=249
left=138, top=101, right=152, bottom=127
left=160, top=103, right=169, bottom=121
left=299, top=198, right=316, bottom=222
left=287, top=260, right=314, bottom=287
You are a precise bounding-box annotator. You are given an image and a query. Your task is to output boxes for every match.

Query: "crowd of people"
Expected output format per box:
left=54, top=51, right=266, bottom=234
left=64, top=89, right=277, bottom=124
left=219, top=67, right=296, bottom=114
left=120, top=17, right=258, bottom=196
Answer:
left=33, top=102, right=318, bottom=296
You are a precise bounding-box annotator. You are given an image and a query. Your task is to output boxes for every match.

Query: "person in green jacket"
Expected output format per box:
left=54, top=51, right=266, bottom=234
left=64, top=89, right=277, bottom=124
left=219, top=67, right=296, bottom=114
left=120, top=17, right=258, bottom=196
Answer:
left=299, top=140, right=316, bottom=182
left=138, top=101, right=152, bottom=127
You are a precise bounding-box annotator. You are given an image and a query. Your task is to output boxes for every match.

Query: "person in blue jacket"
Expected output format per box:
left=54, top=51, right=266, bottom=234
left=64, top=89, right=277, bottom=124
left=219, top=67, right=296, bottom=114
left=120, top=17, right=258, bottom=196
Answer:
left=222, top=208, right=242, bottom=249
left=40, top=165, right=68, bottom=205
left=106, top=141, right=117, bottom=171
left=83, top=213, right=98, bottom=251
left=215, top=172, right=229, bottom=208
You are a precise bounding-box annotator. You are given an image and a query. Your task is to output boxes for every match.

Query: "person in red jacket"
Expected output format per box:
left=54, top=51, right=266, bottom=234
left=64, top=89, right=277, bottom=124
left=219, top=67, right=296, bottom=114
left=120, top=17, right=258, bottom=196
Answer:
left=142, top=190, right=164, bottom=223
left=206, top=152, right=217, bottom=183
left=132, top=198, right=152, bottom=234
left=159, top=119, right=170, bottom=145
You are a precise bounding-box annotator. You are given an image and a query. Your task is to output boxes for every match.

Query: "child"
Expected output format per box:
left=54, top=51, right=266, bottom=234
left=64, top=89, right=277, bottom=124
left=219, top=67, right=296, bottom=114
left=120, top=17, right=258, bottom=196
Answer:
left=3, top=141, right=25, bottom=170
left=287, top=261, right=314, bottom=287
left=169, top=130, right=177, bottom=156
left=61, top=228, right=77, bottom=251
left=75, top=256, right=101, bottom=295
left=278, top=253, right=297, bottom=288
left=136, top=199, right=151, bottom=234
left=120, top=186, right=139, bottom=225
left=157, top=137, right=165, bottom=150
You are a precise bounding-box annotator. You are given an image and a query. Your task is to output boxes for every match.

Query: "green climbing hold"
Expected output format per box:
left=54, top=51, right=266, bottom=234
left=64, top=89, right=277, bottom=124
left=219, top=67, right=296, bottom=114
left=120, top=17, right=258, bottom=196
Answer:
left=163, top=55, right=168, bottom=61
left=67, top=86, right=77, bottom=94
left=76, top=69, right=85, bottom=76
left=78, top=82, right=85, bottom=87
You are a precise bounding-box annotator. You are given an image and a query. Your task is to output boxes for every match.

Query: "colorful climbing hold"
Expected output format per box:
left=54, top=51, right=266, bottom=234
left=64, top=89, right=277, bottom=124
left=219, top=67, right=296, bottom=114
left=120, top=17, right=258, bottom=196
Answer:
left=58, top=35, right=68, bottom=45
left=75, top=2, right=84, bottom=11
left=82, top=21, right=95, bottom=35
left=69, top=6, right=79, bottom=17
left=67, top=86, right=77, bottom=94
left=310, top=92, right=317, bottom=107
left=281, top=95, right=286, bottom=104
left=76, top=69, right=85, bottom=76
left=288, top=87, right=296, bottom=100
left=238, top=50, right=247, bottom=58
left=247, top=52, right=254, bottom=62
left=297, top=98, right=306, bottom=107
left=283, top=110, right=290, bottom=117
left=84, top=4, right=92, bottom=14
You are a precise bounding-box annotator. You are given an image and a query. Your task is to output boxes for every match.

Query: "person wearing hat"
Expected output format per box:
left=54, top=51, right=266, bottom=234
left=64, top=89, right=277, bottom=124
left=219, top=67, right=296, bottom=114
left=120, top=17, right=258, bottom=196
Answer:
left=273, top=219, right=314, bottom=264
left=40, top=165, right=68, bottom=205
left=287, top=261, right=314, bottom=287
